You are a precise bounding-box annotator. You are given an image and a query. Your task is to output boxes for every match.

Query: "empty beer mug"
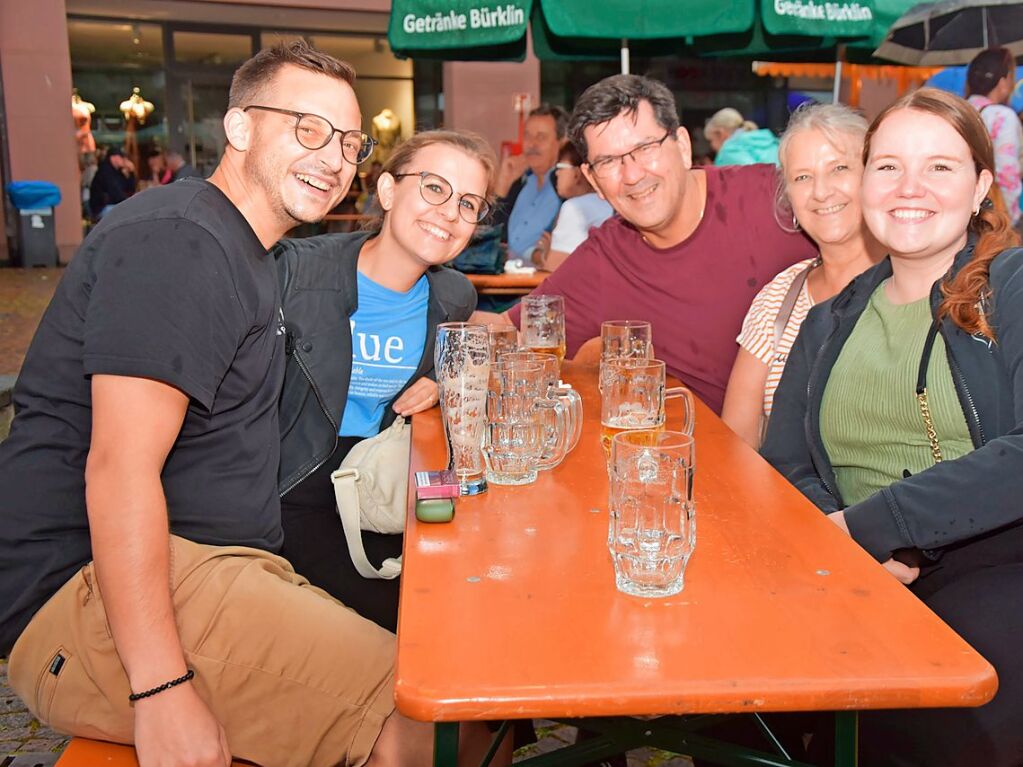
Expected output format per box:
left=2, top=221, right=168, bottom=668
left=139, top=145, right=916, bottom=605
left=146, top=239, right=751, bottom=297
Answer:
left=600, top=359, right=695, bottom=458
left=609, top=430, right=696, bottom=598
left=520, top=295, right=566, bottom=365
left=499, top=350, right=583, bottom=453
left=484, top=361, right=570, bottom=485
left=435, top=322, right=491, bottom=495
left=599, top=320, right=652, bottom=393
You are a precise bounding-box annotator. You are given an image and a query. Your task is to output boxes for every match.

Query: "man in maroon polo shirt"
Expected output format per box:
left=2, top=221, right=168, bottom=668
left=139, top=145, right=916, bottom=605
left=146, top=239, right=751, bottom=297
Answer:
left=476, top=75, right=815, bottom=413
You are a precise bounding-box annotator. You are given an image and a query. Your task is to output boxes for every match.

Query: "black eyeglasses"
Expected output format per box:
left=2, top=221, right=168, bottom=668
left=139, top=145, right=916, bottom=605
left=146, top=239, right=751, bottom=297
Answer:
left=243, top=105, right=376, bottom=165
left=393, top=171, right=491, bottom=224
left=586, top=131, right=674, bottom=180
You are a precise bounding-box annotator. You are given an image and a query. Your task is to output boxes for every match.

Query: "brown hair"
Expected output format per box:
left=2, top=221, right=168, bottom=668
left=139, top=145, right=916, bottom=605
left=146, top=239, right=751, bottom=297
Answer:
left=966, top=47, right=1014, bottom=98
left=568, top=75, right=679, bottom=161
left=229, top=39, right=356, bottom=109
left=362, top=129, right=498, bottom=231
left=862, top=87, right=1021, bottom=339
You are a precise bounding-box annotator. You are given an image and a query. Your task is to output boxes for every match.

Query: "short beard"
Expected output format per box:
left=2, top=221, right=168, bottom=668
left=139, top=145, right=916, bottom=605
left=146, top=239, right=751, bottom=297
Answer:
left=243, top=141, right=304, bottom=230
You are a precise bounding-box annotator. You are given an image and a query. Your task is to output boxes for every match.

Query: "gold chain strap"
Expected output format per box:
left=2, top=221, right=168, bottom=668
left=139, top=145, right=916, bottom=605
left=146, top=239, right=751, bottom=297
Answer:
left=916, top=387, right=944, bottom=464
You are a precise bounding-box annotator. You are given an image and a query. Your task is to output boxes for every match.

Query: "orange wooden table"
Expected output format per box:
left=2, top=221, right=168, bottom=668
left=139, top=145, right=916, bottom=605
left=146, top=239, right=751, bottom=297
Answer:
left=396, top=363, right=997, bottom=766
left=466, top=271, right=547, bottom=296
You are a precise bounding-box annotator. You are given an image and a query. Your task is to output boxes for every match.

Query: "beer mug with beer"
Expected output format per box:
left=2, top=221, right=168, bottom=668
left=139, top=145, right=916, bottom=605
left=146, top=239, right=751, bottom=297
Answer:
left=600, top=359, right=695, bottom=458
left=520, top=295, right=566, bottom=365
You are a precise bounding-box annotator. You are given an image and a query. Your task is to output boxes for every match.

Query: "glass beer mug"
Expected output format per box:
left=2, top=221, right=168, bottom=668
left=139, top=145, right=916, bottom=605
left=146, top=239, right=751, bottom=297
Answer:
left=435, top=322, right=491, bottom=495
left=600, top=358, right=695, bottom=458
left=520, top=295, right=567, bottom=366
left=499, top=350, right=583, bottom=455
left=484, top=361, right=571, bottom=485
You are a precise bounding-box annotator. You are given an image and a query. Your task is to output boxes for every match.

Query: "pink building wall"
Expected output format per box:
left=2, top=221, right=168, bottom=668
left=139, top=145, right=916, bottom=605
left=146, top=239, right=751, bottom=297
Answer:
left=443, top=57, right=541, bottom=161
left=0, top=0, right=80, bottom=263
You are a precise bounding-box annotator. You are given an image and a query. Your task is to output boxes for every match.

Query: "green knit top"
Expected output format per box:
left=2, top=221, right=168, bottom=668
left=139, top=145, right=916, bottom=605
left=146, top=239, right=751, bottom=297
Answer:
left=820, top=281, right=973, bottom=507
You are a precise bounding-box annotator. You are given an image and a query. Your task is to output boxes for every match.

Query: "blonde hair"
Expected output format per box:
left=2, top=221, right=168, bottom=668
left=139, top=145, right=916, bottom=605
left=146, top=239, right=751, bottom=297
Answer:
left=704, top=107, right=757, bottom=141
left=775, top=103, right=869, bottom=229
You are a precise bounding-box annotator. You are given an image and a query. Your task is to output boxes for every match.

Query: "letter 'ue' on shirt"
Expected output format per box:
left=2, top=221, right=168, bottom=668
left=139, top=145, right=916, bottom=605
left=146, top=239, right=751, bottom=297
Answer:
left=340, top=271, right=429, bottom=437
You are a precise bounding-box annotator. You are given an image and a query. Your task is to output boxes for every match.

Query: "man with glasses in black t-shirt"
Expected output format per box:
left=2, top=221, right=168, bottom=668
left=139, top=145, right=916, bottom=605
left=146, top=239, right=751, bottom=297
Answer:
left=0, top=41, right=461, bottom=767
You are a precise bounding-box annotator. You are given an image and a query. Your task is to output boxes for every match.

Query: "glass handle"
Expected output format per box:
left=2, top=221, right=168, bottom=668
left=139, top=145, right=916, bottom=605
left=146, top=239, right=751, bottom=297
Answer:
left=550, top=387, right=583, bottom=452
left=665, top=386, right=695, bottom=436
left=534, top=398, right=570, bottom=470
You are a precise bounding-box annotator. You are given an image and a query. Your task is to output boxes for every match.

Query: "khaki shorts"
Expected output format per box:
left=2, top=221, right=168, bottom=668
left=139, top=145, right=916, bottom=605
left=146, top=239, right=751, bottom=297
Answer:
left=8, top=535, right=396, bottom=767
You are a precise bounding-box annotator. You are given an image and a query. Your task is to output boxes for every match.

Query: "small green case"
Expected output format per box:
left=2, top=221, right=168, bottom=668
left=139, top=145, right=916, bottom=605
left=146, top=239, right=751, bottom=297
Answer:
left=415, top=497, right=455, bottom=523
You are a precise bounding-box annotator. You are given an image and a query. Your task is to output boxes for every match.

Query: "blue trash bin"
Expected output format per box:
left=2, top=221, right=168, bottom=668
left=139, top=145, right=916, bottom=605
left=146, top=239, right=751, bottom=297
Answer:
left=6, top=181, right=62, bottom=267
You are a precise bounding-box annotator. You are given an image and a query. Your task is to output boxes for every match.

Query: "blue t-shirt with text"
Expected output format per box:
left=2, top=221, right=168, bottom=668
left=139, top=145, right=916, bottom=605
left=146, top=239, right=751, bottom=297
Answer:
left=339, top=271, right=429, bottom=437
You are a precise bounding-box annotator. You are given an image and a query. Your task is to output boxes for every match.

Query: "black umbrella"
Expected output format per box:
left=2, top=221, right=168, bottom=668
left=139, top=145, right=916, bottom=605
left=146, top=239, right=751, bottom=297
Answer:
left=875, top=0, right=1023, bottom=66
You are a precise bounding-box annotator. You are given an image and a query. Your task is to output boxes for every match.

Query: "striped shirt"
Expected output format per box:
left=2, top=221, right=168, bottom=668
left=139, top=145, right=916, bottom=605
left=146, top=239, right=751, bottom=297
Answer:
left=736, top=258, right=818, bottom=419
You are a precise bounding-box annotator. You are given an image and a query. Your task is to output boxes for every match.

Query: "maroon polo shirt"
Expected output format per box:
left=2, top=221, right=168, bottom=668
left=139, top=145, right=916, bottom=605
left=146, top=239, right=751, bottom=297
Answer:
left=508, top=164, right=816, bottom=413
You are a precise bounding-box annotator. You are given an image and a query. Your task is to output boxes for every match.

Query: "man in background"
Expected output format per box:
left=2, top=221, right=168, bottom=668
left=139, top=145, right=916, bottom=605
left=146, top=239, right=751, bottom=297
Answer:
left=166, top=150, right=202, bottom=181
left=491, top=103, right=568, bottom=260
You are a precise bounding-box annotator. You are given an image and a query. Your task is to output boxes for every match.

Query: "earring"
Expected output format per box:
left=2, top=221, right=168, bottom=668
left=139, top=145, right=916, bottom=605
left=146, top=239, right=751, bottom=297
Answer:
left=792, top=213, right=801, bottom=231
left=973, top=203, right=981, bottom=217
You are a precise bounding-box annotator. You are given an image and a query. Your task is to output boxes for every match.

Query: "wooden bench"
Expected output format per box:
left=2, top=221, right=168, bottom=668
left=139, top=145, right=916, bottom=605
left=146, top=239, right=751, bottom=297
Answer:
left=55, top=738, right=247, bottom=766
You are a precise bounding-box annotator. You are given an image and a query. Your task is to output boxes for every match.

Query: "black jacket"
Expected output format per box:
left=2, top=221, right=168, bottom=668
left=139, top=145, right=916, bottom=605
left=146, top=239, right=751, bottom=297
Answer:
left=88, top=160, right=136, bottom=218
left=274, top=231, right=477, bottom=496
left=761, top=239, right=1023, bottom=562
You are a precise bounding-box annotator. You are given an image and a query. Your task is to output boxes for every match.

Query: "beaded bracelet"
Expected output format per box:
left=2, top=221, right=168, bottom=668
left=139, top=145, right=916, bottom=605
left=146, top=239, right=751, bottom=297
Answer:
left=128, top=669, right=195, bottom=703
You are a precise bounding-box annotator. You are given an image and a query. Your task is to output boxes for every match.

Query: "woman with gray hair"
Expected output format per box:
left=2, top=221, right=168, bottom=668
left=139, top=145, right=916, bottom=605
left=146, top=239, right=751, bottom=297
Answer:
left=722, top=103, right=881, bottom=447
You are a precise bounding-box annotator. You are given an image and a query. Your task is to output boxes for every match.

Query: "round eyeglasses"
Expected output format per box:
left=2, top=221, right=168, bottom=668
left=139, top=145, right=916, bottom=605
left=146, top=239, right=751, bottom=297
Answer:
left=392, top=171, right=491, bottom=224
left=242, top=105, right=376, bottom=165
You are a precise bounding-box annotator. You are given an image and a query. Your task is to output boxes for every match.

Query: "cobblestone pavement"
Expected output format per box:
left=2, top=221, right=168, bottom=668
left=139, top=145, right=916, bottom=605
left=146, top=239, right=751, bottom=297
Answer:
left=525, top=721, right=694, bottom=766
left=0, top=267, right=62, bottom=378
left=0, top=659, right=68, bottom=760
left=1, top=268, right=70, bottom=762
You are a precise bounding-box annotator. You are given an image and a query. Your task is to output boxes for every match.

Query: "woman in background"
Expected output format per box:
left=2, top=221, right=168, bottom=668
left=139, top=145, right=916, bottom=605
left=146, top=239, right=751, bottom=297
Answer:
left=704, top=107, right=779, bottom=166
left=529, top=142, right=613, bottom=272
left=965, top=46, right=1021, bottom=227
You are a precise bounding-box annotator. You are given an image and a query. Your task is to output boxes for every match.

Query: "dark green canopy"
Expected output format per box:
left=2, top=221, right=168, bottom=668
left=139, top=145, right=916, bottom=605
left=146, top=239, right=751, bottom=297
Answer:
left=387, top=0, right=913, bottom=63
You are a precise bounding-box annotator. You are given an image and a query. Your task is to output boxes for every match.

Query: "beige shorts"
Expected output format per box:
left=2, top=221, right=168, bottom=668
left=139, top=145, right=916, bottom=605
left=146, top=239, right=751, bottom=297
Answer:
left=8, top=535, right=396, bottom=767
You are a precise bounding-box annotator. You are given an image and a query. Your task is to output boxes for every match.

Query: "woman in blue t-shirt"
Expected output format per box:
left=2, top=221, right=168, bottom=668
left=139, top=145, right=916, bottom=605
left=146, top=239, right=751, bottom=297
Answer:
left=275, top=130, right=495, bottom=631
